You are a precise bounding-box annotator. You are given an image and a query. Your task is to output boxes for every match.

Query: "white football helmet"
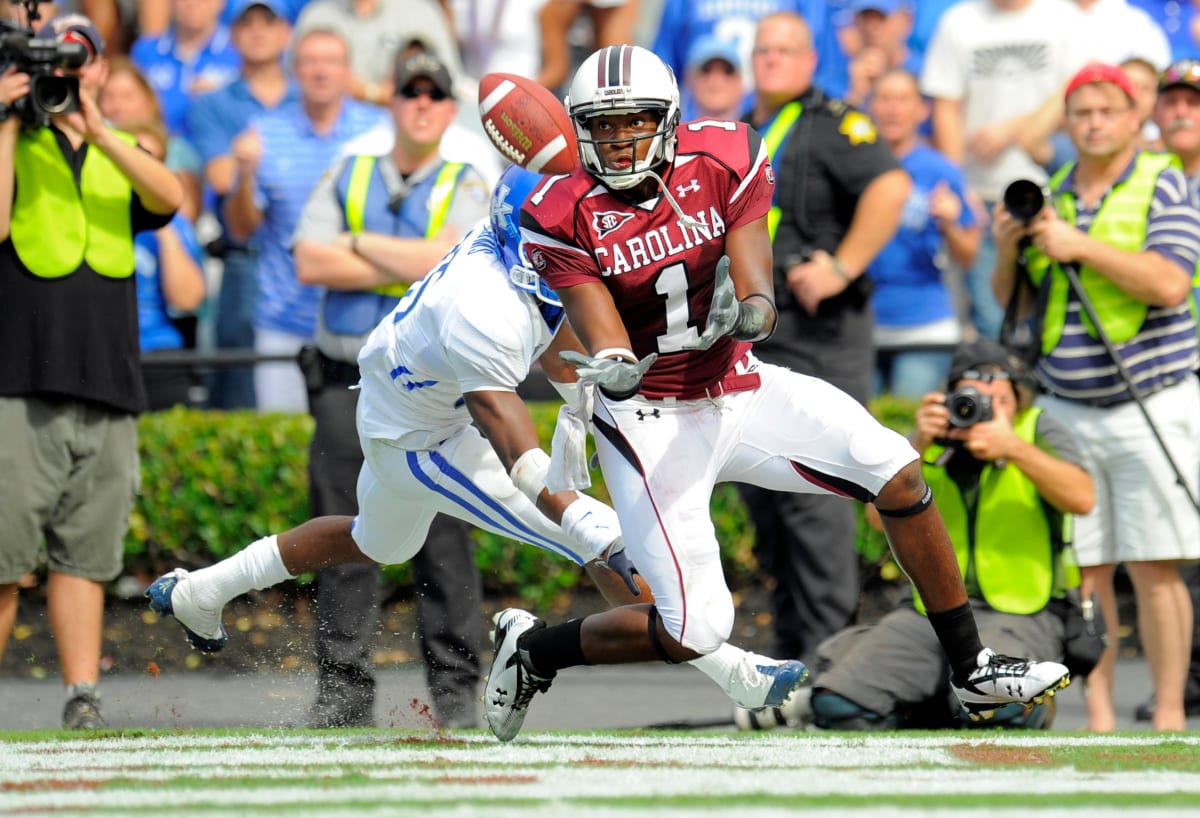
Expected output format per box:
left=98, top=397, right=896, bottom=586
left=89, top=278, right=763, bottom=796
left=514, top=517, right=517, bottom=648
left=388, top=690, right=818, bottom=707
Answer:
left=564, top=44, right=681, bottom=190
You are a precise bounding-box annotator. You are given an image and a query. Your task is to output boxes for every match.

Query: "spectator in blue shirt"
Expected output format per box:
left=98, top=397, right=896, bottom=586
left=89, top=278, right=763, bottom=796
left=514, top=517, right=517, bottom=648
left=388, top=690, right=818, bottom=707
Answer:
left=868, top=68, right=981, bottom=398
left=187, top=0, right=299, bottom=410
left=652, top=0, right=851, bottom=104
left=224, top=25, right=386, bottom=413
left=131, top=0, right=242, bottom=136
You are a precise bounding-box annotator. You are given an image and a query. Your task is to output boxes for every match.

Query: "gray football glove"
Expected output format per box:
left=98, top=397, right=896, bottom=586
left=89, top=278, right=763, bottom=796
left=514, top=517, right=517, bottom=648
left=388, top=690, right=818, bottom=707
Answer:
left=682, top=255, right=737, bottom=351
left=560, top=350, right=658, bottom=400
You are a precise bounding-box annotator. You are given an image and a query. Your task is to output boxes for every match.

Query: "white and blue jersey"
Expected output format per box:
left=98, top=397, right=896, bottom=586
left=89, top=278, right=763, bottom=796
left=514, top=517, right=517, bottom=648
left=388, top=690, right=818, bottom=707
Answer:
left=357, top=224, right=559, bottom=450
left=349, top=224, right=586, bottom=567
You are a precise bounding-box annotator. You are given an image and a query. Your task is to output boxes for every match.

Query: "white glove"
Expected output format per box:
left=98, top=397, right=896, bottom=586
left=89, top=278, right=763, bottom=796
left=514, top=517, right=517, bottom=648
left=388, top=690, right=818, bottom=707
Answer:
left=560, top=350, right=657, bottom=399
left=560, top=494, right=622, bottom=562
left=681, top=255, right=737, bottom=351
left=547, top=379, right=595, bottom=493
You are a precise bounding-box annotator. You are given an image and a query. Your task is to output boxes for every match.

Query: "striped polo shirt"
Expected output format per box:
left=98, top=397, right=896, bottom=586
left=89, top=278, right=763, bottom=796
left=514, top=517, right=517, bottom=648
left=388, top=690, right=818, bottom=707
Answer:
left=249, top=99, right=388, bottom=339
left=1036, top=157, right=1200, bottom=405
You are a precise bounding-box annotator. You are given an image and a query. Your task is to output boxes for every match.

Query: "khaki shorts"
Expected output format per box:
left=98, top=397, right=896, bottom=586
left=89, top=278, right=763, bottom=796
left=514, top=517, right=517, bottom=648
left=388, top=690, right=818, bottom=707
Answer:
left=0, top=396, right=138, bottom=583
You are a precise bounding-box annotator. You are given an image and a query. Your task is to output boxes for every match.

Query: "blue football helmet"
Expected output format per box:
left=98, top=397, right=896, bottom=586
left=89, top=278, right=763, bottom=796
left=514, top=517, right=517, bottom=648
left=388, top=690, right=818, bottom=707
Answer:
left=490, top=164, right=561, bottom=309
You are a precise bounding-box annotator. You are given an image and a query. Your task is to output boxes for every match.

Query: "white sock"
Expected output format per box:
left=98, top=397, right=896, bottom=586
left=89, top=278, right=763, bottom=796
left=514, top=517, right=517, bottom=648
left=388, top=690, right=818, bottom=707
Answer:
left=687, top=642, right=748, bottom=694
left=188, top=535, right=293, bottom=611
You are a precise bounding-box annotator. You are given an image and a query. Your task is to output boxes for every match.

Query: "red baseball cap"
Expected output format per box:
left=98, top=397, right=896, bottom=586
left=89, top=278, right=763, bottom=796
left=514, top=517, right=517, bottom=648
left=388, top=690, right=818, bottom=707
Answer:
left=1064, top=63, right=1135, bottom=103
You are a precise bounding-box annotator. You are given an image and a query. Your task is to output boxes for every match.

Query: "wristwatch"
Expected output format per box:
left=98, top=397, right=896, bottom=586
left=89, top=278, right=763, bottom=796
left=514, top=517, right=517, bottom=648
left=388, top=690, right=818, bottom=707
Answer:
left=0, top=103, right=12, bottom=124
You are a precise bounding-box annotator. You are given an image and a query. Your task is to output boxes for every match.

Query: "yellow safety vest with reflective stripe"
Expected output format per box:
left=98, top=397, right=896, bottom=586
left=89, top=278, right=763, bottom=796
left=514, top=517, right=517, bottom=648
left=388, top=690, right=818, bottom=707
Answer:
left=343, top=155, right=464, bottom=297
left=11, top=127, right=138, bottom=278
left=1024, top=152, right=1175, bottom=352
left=759, top=102, right=803, bottom=241
left=917, top=407, right=1076, bottom=616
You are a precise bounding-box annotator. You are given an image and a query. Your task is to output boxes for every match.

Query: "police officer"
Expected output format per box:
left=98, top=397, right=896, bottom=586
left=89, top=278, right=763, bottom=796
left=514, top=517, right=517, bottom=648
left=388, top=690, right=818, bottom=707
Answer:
left=738, top=11, right=912, bottom=671
left=0, top=13, right=182, bottom=728
left=291, top=48, right=490, bottom=728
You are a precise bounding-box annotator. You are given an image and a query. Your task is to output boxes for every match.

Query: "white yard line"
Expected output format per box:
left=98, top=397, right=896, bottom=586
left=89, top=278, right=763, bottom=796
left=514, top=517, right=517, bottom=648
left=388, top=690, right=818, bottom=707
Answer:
left=1, top=733, right=1197, bottom=815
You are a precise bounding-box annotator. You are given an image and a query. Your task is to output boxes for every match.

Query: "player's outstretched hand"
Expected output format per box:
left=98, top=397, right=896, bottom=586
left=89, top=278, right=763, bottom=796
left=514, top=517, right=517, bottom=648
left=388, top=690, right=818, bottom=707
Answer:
left=681, top=255, right=736, bottom=351
left=560, top=350, right=657, bottom=397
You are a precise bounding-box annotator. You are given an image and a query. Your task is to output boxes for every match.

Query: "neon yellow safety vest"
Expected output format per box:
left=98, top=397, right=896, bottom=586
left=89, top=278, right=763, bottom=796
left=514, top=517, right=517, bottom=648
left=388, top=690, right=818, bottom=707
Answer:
left=11, top=127, right=138, bottom=278
left=917, top=407, right=1076, bottom=615
left=343, top=156, right=464, bottom=297
left=1025, top=152, right=1176, bottom=353
left=759, top=102, right=803, bottom=242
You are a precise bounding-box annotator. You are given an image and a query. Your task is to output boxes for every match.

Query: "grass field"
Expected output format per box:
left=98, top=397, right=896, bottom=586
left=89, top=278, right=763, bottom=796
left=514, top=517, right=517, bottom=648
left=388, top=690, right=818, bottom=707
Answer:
left=2, top=729, right=1199, bottom=816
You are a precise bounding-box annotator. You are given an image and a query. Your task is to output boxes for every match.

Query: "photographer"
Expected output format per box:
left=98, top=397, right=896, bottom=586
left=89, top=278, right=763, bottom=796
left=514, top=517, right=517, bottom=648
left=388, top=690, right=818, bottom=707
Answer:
left=0, top=11, right=182, bottom=729
left=993, top=63, right=1200, bottom=733
left=802, top=339, right=1095, bottom=731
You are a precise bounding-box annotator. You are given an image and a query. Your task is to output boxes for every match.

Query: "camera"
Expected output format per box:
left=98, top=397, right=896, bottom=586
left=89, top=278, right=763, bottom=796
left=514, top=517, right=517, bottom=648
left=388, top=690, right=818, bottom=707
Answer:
left=945, top=385, right=993, bottom=428
left=1002, top=179, right=1048, bottom=226
left=0, top=2, right=87, bottom=128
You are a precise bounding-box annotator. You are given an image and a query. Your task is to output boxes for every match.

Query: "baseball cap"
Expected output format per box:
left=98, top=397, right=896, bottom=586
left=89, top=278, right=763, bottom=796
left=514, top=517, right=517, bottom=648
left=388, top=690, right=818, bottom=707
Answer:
left=393, top=51, right=454, bottom=97
left=1064, top=63, right=1135, bottom=103
left=849, top=0, right=903, bottom=14
left=1159, top=58, right=1200, bottom=94
left=37, top=13, right=104, bottom=58
left=231, top=0, right=288, bottom=22
left=947, top=339, right=1019, bottom=388
left=685, top=35, right=741, bottom=74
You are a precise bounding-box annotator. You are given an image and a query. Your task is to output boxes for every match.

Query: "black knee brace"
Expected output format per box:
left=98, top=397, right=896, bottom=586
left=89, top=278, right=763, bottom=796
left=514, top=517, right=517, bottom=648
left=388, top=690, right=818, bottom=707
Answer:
left=875, top=484, right=934, bottom=519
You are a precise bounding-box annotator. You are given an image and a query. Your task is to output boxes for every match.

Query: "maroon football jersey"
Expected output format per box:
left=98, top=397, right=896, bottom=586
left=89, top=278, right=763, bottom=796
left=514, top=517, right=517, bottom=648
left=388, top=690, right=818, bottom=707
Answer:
left=521, top=120, right=774, bottom=399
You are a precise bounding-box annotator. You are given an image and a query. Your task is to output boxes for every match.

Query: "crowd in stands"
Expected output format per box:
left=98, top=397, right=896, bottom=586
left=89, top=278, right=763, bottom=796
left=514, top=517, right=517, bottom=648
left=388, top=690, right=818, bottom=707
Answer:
left=13, top=0, right=1193, bottom=411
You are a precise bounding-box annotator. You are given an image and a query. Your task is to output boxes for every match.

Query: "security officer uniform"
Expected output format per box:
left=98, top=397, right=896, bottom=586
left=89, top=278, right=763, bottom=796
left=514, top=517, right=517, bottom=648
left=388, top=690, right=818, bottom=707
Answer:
left=739, top=87, right=902, bottom=665
left=296, top=150, right=491, bottom=728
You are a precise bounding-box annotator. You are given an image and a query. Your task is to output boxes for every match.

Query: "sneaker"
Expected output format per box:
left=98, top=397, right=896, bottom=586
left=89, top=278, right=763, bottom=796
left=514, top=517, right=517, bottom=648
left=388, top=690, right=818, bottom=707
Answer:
left=483, top=608, right=554, bottom=742
left=62, top=685, right=106, bottom=730
left=951, top=648, right=1070, bottom=722
left=727, top=653, right=810, bottom=711
left=144, top=568, right=228, bottom=653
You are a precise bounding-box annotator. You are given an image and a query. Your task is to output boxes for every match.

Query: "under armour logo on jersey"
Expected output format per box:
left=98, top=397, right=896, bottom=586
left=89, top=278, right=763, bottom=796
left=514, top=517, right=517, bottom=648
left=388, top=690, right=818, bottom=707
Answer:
left=675, top=180, right=700, bottom=198
left=635, top=408, right=661, bottom=421
left=592, top=210, right=635, bottom=240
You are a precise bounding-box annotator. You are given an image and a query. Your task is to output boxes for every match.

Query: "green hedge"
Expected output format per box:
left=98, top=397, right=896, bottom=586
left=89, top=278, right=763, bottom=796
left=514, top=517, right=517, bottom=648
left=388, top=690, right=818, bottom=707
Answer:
left=130, top=397, right=917, bottom=608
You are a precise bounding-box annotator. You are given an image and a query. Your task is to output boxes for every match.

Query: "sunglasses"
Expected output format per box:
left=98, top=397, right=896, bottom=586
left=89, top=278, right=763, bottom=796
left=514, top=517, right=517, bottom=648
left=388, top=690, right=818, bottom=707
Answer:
left=957, top=368, right=1011, bottom=384
left=398, top=85, right=450, bottom=102
left=1161, top=59, right=1200, bottom=88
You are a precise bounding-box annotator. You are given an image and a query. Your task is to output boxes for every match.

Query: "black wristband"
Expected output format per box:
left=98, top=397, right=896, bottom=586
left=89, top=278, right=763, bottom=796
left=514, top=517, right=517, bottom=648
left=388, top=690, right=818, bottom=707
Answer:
left=599, top=380, right=641, bottom=401
left=729, top=292, right=776, bottom=342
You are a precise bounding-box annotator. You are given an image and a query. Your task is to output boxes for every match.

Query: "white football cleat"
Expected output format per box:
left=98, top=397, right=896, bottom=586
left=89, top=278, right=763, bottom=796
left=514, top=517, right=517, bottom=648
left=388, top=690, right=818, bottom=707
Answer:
left=484, top=608, right=554, bottom=742
left=144, top=568, right=227, bottom=653
left=726, top=652, right=810, bottom=711
left=951, top=648, right=1070, bottom=722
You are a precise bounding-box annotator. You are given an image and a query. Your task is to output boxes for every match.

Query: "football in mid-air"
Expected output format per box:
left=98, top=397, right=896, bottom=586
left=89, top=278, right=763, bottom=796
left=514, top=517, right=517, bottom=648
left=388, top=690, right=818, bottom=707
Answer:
left=478, top=73, right=578, bottom=175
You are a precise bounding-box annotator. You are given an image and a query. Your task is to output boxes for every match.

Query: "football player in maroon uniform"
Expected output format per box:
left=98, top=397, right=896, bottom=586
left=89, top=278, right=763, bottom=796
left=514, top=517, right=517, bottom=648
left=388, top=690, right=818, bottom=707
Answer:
left=482, top=44, right=1072, bottom=743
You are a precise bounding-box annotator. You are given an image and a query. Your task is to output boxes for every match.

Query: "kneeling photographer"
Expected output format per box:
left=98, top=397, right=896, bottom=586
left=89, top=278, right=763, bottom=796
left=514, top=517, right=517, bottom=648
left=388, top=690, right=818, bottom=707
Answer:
left=798, top=339, right=1098, bottom=732
left=0, top=8, right=181, bottom=730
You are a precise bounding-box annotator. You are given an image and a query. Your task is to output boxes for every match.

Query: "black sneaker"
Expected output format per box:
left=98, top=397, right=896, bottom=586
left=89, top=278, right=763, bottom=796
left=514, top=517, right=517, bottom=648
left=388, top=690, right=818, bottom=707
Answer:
left=62, top=685, right=107, bottom=730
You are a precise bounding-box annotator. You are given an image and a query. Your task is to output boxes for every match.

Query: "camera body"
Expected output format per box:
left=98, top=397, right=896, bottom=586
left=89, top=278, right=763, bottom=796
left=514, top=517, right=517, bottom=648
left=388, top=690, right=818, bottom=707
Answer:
left=945, top=385, right=994, bottom=428
left=0, top=18, right=86, bottom=129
